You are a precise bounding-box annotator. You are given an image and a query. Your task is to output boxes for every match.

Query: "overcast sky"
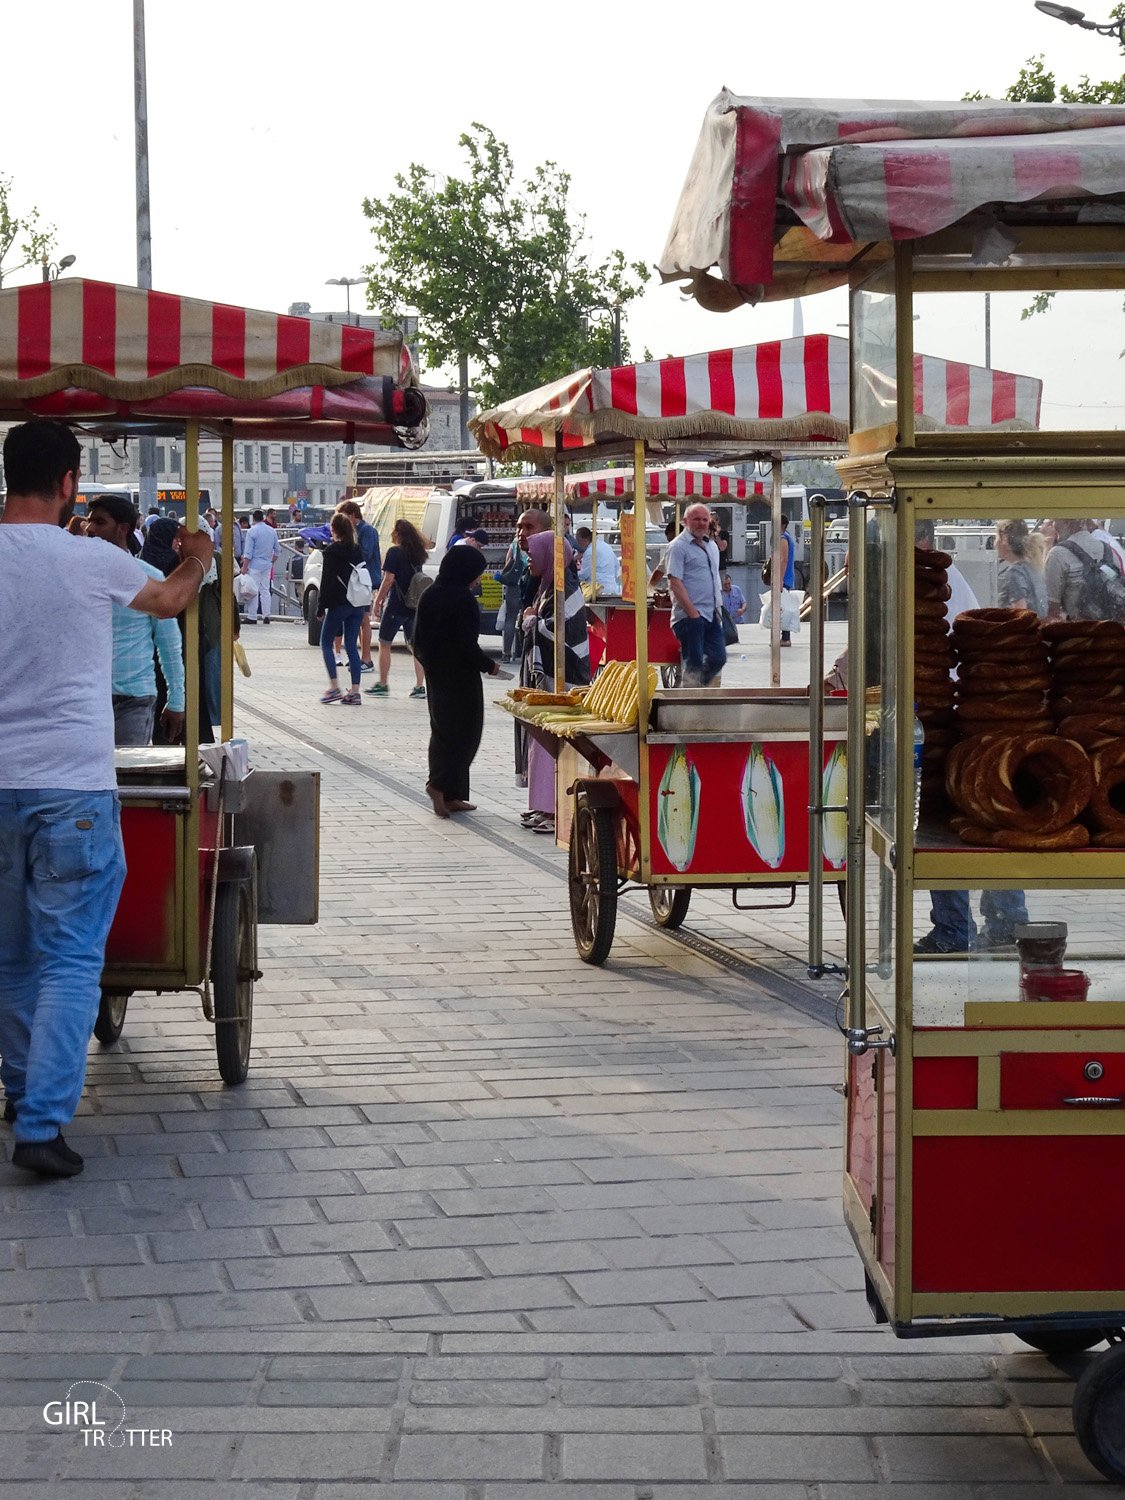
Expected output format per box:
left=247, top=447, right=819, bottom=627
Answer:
left=4, top=0, right=1122, bottom=425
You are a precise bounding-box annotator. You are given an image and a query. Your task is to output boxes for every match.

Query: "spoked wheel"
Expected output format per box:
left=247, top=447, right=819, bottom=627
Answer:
left=212, top=878, right=255, bottom=1085
left=1074, top=1341, right=1125, bottom=1482
left=1020, top=1328, right=1110, bottom=1357
left=568, top=797, right=618, bottom=965
left=660, top=663, right=682, bottom=689
left=93, top=990, right=130, bottom=1045
left=649, top=885, right=692, bottom=930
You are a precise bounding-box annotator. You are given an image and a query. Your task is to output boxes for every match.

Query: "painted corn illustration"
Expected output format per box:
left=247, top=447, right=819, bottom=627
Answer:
left=657, top=748, right=701, bottom=872
left=822, top=742, right=848, bottom=870
left=741, top=745, right=785, bottom=869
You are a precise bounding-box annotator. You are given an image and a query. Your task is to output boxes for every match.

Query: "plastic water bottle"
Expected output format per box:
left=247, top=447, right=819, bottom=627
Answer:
left=912, top=707, right=924, bottom=832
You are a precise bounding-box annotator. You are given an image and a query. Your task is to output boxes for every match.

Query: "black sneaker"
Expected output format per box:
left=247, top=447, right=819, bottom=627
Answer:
left=2, top=1099, right=15, bottom=1124
left=914, top=929, right=976, bottom=956
left=12, top=1133, right=84, bottom=1178
left=976, top=929, right=1018, bottom=953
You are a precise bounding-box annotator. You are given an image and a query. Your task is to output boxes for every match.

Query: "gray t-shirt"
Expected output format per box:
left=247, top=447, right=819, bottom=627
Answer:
left=666, top=531, right=722, bottom=623
left=0, top=526, right=147, bottom=790
left=1045, top=531, right=1106, bottom=618
left=998, top=559, right=1047, bottom=617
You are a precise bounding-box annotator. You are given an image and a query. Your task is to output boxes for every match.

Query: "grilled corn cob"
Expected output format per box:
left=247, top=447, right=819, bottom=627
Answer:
left=657, top=747, right=701, bottom=872
left=821, top=742, right=847, bottom=870
left=741, top=745, right=785, bottom=869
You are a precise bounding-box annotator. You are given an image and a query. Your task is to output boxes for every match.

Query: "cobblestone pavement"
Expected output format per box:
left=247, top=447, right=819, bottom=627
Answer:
left=0, top=621, right=1112, bottom=1495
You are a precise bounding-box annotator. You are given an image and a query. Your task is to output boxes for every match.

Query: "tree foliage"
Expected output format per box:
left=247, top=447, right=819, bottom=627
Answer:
left=362, top=125, right=649, bottom=409
left=0, top=175, right=56, bottom=287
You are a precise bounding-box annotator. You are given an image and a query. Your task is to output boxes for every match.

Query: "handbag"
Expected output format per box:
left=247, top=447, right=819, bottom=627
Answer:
left=403, top=570, right=433, bottom=610
left=721, top=606, right=739, bottom=646
left=498, top=551, right=525, bottom=588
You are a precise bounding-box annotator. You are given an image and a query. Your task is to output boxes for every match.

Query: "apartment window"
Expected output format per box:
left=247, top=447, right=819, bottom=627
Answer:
left=281, top=445, right=291, bottom=471
left=334, top=449, right=341, bottom=475
left=170, top=448, right=181, bottom=476
left=155, top=445, right=166, bottom=473
left=318, top=489, right=326, bottom=504
left=261, top=488, right=271, bottom=508
left=244, top=488, right=254, bottom=506
left=303, top=446, right=312, bottom=470
left=317, top=447, right=325, bottom=473
left=243, top=444, right=254, bottom=471
left=259, top=445, right=269, bottom=472
left=88, top=447, right=99, bottom=477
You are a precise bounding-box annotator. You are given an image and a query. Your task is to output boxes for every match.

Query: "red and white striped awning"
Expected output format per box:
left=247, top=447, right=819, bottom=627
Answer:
left=659, top=93, right=1125, bottom=305
left=0, top=278, right=428, bottom=445
left=473, top=335, right=1040, bottom=465
left=515, top=465, right=756, bottom=504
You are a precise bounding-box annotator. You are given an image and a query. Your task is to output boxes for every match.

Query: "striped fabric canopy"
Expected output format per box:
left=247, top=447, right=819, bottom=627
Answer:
left=516, top=465, right=755, bottom=504
left=472, top=335, right=1040, bottom=465
left=658, top=93, right=1125, bottom=305
left=0, top=278, right=428, bottom=445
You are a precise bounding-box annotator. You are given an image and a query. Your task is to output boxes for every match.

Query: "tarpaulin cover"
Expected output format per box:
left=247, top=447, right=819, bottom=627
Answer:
left=515, top=465, right=756, bottom=504
left=658, top=92, right=1125, bottom=305
left=0, top=278, right=428, bottom=446
left=473, top=335, right=1040, bottom=464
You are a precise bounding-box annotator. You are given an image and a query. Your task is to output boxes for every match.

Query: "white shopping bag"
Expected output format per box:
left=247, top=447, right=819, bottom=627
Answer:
left=758, top=589, right=804, bottom=635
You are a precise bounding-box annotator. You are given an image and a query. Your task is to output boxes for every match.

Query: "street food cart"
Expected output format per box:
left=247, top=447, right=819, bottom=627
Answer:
left=0, top=277, right=426, bottom=1082
left=473, top=340, right=854, bottom=964
left=660, top=92, right=1125, bottom=1479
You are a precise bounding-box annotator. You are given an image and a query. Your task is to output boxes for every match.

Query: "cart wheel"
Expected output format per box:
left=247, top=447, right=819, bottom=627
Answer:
left=1020, top=1329, right=1109, bottom=1357
left=212, top=878, right=254, bottom=1085
left=305, top=586, right=320, bottom=646
left=649, top=885, right=692, bottom=930
left=1073, top=1342, right=1125, bottom=1483
left=660, top=663, right=682, bottom=689
left=93, top=990, right=130, bottom=1046
left=568, top=797, right=618, bottom=965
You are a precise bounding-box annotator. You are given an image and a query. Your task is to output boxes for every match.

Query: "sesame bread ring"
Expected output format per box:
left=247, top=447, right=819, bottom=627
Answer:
left=950, top=816, right=1090, bottom=851
left=1092, top=831, right=1125, bottom=848
left=1041, top=619, right=1125, bottom=644
left=953, top=608, right=1040, bottom=637
left=956, top=693, right=1047, bottom=721
left=1088, top=743, right=1125, bottom=838
left=1048, top=638, right=1125, bottom=665
left=1056, top=714, right=1125, bottom=751
left=915, top=547, right=953, bottom=572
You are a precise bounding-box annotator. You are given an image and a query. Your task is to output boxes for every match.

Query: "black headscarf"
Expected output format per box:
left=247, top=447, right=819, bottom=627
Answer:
left=141, top=517, right=179, bottom=577
left=437, top=545, right=487, bottom=588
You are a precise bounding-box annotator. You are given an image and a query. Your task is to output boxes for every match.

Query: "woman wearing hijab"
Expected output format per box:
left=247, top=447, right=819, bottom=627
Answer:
left=412, top=546, right=501, bottom=818
left=140, top=517, right=180, bottom=578
left=519, top=531, right=590, bottom=833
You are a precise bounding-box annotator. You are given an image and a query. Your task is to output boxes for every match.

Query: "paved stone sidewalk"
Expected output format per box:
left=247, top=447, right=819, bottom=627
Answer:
left=0, top=624, right=1110, bottom=1493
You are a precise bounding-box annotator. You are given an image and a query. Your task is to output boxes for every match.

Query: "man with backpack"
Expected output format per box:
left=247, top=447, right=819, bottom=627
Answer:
left=1045, top=518, right=1125, bottom=622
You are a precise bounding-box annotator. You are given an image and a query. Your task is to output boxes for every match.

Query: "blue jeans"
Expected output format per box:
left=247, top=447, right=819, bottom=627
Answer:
left=930, top=889, right=1028, bottom=948
left=0, top=789, right=127, bottom=1143
left=113, top=694, right=156, bottom=747
left=672, top=612, right=727, bottom=687
left=321, top=604, right=363, bottom=684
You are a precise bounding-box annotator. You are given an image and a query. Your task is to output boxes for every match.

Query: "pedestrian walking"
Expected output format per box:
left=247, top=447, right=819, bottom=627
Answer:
left=996, top=519, right=1047, bottom=616
left=667, top=502, right=726, bottom=686
left=497, top=533, right=527, bottom=662
left=511, top=509, right=553, bottom=788
left=336, top=500, right=382, bottom=672
left=0, top=419, right=212, bottom=1178
left=412, top=546, right=502, bottom=818
left=240, top=509, right=280, bottom=623
left=367, top=519, right=429, bottom=698
left=317, top=512, right=368, bottom=706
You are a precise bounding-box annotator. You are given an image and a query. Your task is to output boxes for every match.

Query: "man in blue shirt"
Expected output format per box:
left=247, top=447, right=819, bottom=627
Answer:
left=240, top=510, right=281, bottom=623
left=666, top=503, right=726, bottom=687
left=779, top=514, right=795, bottom=646
left=338, top=500, right=382, bottom=670
left=85, top=497, right=186, bottom=745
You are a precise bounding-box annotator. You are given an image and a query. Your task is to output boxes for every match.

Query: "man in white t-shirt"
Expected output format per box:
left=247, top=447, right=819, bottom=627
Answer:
left=0, top=420, right=213, bottom=1179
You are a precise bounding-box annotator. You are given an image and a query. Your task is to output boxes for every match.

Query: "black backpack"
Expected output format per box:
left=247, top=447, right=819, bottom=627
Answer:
left=1060, top=539, right=1125, bottom=623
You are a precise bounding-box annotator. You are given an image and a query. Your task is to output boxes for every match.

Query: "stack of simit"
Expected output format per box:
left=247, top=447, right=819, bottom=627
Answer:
left=913, top=547, right=957, bottom=814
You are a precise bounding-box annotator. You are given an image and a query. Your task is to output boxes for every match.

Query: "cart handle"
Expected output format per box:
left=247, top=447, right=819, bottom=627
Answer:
left=1062, top=1096, right=1123, bottom=1107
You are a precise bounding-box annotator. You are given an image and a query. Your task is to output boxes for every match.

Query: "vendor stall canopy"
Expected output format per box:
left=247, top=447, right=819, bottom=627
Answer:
left=658, top=93, right=1125, bottom=306
left=0, top=278, right=428, bottom=446
left=471, top=334, right=1041, bottom=466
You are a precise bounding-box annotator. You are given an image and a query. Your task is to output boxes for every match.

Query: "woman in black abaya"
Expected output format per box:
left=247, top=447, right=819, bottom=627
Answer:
left=412, top=545, right=501, bottom=818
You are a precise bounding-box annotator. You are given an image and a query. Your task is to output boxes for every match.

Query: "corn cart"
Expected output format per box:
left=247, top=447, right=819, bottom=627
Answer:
left=473, top=340, right=855, bottom=965
left=660, top=91, right=1125, bottom=1480
left=0, top=277, right=426, bottom=1082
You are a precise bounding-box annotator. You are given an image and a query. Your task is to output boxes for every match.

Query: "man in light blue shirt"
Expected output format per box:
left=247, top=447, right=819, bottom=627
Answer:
left=85, top=497, right=186, bottom=745
left=241, top=509, right=280, bottom=623
left=574, top=527, right=621, bottom=594
left=666, top=502, right=725, bottom=687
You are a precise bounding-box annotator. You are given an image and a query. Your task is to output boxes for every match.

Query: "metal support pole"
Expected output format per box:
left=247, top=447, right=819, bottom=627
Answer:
left=220, top=430, right=235, bottom=741
left=770, top=456, right=783, bottom=686
left=844, top=497, right=868, bottom=1037
left=552, top=440, right=566, bottom=692
left=458, top=353, right=470, bottom=451
left=183, top=420, right=202, bottom=984
left=984, top=291, right=991, bottom=370
left=807, top=496, right=827, bottom=975
left=134, top=0, right=157, bottom=513
left=633, top=440, right=652, bottom=882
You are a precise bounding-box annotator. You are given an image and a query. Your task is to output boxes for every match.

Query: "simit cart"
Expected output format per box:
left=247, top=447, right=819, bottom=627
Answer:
left=661, top=91, right=1125, bottom=1481
left=0, top=277, right=426, bottom=1082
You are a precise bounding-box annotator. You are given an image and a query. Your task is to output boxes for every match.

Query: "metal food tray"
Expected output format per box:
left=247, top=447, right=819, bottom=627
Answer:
left=651, top=689, right=848, bottom=736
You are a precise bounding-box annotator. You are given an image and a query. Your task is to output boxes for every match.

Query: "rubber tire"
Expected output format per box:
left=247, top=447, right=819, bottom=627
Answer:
left=649, top=886, right=692, bottom=930
left=568, top=799, right=618, bottom=966
left=660, top=663, right=682, bottom=689
left=305, top=586, right=320, bottom=646
left=1020, top=1329, right=1109, bottom=1357
left=212, top=878, right=254, bottom=1085
left=93, top=990, right=130, bottom=1045
left=1073, top=1342, right=1125, bottom=1483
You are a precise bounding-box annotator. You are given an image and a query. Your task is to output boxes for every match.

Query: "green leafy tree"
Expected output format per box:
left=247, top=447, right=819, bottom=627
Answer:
left=362, top=125, right=648, bottom=409
left=0, top=175, right=57, bottom=287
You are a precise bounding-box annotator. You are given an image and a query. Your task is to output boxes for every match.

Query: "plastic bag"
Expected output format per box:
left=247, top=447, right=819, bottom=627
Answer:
left=494, top=597, right=508, bottom=636
left=234, top=572, right=258, bottom=606
left=758, top=589, right=803, bottom=635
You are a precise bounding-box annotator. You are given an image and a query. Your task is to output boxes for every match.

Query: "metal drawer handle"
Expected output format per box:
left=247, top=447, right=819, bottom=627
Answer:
left=1062, top=1096, right=1123, bottom=1107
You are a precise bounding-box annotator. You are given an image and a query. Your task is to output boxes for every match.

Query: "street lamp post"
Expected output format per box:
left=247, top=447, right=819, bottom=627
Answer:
left=1034, top=2, right=1125, bottom=42
left=41, top=254, right=77, bottom=283
left=325, top=275, right=366, bottom=325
